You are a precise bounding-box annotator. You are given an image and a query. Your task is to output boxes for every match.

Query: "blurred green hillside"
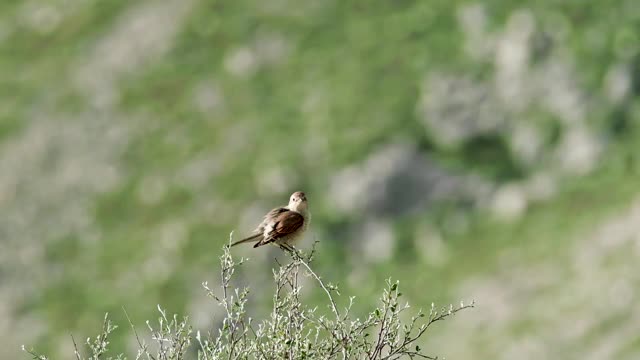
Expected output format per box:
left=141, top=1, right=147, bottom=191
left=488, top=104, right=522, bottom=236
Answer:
left=3, top=0, right=640, bottom=359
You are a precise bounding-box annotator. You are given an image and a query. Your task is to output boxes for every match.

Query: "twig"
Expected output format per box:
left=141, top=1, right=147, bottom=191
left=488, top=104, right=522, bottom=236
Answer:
left=248, top=325, right=269, bottom=360
left=293, top=251, right=341, bottom=320
left=123, top=306, right=157, bottom=360
left=70, top=334, right=81, bottom=360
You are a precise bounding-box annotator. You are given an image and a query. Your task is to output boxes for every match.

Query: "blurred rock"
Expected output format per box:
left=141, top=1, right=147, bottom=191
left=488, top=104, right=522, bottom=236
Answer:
left=254, top=30, right=292, bottom=66
left=490, top=183, right=528, bottom=221
left=19, top=2, right=61, bottom=34
left=224, top=31, right=291, bottom=77
left=224, top=46, right=258, bottom=77
left=536, top=60, right=585, bottom=126
left=495, top=10, right=535, bottom=111
left=418, top=74, right=504, bottom=148
left=74, top=0, right=197, bottom=109
left=329, top=143, right=475, bottom=217
left=457, top=3, right=493, bottom=61
left=523, top=172, right=557, bottom=202
left=414, top=224, right=450, bottom=267
left=358, top=219, right=395, bottom=263
left=137, top=175, right=168, bottom=205
left=555, top=126, right=601, bottom=175
left=604, top=63, right=631, bottom=104
left=609, top=279, right=633, bottom=310
left=510, top=123, right=544, bottom=166
left=192, top=80, right=224, bottom=114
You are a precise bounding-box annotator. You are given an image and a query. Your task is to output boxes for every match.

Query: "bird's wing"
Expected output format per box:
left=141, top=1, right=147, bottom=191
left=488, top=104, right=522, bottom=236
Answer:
left=233, top=207, right=288, bottom=248
left=254, top=207, right=288, bottom=232
left=254, top=210, right=304, bottom=247
left=264, top=207, right=289, bottom=221
left=270, top=211, right=304, bottom=237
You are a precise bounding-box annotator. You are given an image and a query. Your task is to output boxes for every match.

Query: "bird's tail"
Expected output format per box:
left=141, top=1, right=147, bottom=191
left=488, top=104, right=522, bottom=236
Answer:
left=253, top=237, right=274, bottom=248
left=230, top=233, right=263, bottom=247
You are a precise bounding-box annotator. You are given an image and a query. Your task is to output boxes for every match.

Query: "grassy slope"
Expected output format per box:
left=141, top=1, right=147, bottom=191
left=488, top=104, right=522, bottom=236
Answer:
left=4, top=0, right=638, bottom=358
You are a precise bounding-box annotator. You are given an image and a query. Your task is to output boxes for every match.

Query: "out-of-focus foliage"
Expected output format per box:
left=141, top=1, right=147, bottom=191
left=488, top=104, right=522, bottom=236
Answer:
left=2, top=0, right=640, bottom=359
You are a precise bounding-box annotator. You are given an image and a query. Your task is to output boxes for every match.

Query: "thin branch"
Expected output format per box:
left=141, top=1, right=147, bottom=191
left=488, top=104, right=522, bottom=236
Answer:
left=70, top=334, right=81, bottom=360
left=248, top=325, right=269, bottom=360
left=123, top=307, right=157, bottom=360
left=293, top=251, right=340, bottom=320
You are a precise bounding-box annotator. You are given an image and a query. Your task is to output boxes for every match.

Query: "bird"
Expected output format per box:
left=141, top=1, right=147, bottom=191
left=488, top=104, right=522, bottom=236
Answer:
left=230, top=191, right=310, bottom=251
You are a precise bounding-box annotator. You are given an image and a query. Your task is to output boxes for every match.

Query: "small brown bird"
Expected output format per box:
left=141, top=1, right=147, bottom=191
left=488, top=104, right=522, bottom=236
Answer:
left=231, top=191, right=310, bottom=251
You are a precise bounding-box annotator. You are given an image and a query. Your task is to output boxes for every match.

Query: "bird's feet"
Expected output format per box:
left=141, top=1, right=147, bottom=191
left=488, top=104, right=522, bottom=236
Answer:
left=278, top=243, right=294, bottom=253
left=279, top=244, right=305, bottom=259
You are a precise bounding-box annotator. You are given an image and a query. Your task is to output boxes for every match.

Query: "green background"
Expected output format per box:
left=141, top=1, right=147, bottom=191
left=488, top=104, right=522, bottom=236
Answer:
left=3, top=0, right=640, bottom=358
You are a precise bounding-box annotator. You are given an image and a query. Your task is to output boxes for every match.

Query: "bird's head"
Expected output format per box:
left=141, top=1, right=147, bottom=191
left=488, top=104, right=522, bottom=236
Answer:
left=288, top=191, right=308, bottom=212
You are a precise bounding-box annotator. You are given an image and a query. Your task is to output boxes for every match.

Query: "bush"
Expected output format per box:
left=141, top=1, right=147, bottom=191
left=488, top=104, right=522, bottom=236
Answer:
left=23, top=238, right=473, bottom=359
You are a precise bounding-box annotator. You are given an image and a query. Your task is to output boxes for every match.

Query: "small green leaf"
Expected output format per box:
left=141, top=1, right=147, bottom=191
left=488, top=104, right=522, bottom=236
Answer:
left=416, top=345, right=421, bottom=352
left=391, top=283, right=398, bottom=291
